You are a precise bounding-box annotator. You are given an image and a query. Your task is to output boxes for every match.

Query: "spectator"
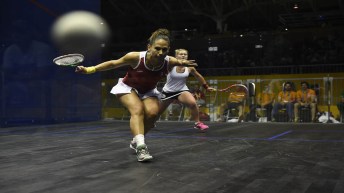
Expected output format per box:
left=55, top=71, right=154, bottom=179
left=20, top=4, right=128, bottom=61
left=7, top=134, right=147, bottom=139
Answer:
left=337, top=90, right=344, bottom=122
left=255, top=84, right=275, bottom=121
left=294, top=81, right=317, bottom=122
left=272, top=82, right=296, bottom=122
left=164, top=101, right=183, bottom=121
left=218, top=85, right=247, bottom=122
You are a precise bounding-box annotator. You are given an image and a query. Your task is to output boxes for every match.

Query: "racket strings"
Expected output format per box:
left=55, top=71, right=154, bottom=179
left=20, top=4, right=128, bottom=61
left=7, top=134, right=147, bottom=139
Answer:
left=54, top=55, right=84, bottom=66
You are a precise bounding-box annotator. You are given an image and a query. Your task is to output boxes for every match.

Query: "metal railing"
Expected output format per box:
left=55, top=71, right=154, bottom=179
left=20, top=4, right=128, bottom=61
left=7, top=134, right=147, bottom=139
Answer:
left=197, top=63, right=344, bottom=76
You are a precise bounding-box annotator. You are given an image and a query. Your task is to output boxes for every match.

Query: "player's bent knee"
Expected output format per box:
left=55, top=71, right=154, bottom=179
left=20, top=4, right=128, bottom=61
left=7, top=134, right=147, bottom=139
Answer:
left=145, top=110, right=159, bottom=120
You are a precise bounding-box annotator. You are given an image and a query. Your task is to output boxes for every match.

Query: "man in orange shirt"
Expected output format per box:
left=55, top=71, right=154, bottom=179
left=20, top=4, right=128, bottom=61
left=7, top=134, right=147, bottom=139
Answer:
left=256, top=85, right=275, bottom=121
left=294, top=81, right=317, bottom=122
left=226, top=85, right=247, bottom=122
left=272, top=82, right=296, bottom=122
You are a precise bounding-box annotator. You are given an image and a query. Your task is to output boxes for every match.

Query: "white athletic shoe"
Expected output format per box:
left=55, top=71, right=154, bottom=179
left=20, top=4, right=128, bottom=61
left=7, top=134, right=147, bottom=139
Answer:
left=136, top=144, right=153, bottom=162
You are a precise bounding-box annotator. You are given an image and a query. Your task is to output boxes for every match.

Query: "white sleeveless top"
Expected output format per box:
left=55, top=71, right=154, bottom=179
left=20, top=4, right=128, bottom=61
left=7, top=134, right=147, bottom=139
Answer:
left=162, top=66, right=189, bottom=92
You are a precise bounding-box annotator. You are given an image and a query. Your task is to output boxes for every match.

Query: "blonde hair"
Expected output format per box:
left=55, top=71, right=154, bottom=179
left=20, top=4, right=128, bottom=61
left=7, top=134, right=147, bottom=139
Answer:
left=175, top=49, right=188, bottom=56
left=148, top=28, right=170, bottom=45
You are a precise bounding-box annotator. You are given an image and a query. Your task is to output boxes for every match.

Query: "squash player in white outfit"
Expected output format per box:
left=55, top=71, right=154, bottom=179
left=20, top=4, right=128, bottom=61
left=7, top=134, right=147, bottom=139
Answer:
left=159, top=49, right=216, bottom=131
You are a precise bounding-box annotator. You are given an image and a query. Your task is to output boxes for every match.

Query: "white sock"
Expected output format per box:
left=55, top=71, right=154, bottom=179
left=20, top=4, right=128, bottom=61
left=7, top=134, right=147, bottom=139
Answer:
left=134, top=134, right=145, bottom=147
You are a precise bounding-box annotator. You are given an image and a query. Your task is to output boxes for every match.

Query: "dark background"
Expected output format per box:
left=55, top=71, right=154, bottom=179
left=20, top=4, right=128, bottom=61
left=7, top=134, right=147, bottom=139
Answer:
left=0, top=0, right=103, bottom=127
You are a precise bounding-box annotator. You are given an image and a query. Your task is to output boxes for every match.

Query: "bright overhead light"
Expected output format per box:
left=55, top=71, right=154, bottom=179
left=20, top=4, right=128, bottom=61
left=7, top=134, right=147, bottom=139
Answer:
left=293, top=3, right=298, bottom=9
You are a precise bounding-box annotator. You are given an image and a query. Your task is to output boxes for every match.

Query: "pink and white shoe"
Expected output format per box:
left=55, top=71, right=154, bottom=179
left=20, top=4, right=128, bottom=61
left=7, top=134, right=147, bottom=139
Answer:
left=194, top=122, right=209, bottom=131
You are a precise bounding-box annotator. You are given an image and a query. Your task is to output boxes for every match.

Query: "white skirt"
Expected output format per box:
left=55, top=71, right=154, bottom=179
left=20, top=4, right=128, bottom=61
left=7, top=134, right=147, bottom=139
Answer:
left=110, top=78, right=161, bottom=99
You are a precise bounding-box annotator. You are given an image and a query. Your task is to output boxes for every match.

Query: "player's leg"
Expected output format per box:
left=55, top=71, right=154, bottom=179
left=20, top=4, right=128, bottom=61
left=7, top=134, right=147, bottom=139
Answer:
left=310, top=103, right=316, bottom=122
left=294, top=102, right=300, bottom=122
left=178, top=92, right=198, bottom=120
left=142, top=96, right=160, bottom=134
left=178, top=91, right=208, bottom=131
left=117, top=91, right=145, bottom=136
left=117, top=91, right=152, bottom=161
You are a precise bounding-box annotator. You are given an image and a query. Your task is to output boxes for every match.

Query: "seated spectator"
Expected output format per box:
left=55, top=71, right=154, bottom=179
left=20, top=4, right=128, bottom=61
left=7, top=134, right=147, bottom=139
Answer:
left=256, top=85, right=275, bottom=121
left=272, top=82, right=296, bottom=122
left=337, top=90, right=344, bottom=122
left=218, top=85, right=247, bottom=122
left=294, top=81, right=317, bottom=122
left=164, top=101, right=183, bottom=121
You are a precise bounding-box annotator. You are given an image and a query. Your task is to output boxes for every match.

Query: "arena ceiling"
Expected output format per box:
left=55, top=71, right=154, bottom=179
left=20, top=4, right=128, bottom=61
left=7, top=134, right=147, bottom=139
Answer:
left=101, top=0, right=343, bottom=42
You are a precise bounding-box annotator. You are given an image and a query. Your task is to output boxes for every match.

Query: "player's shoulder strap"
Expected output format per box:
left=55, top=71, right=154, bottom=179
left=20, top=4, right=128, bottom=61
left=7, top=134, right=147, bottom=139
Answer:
left=139, top=51, right=146, bottom=58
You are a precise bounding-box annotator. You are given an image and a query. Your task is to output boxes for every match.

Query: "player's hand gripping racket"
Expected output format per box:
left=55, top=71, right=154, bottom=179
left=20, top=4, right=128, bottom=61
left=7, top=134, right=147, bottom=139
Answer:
left=53, top=53, right=84, bottom=67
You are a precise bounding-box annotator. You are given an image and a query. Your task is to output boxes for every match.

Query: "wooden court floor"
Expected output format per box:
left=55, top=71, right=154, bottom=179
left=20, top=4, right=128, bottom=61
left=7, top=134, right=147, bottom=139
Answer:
left=1, top=121, right=343, bottom=193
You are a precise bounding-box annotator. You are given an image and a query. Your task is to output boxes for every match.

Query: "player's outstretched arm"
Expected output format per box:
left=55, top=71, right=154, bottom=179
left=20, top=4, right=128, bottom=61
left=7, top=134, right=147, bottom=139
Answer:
left=189, top=67, right=216, bottom=92
left=75, top=52, right=140, bottom=74
left=168, top=56, right=197, bottom=67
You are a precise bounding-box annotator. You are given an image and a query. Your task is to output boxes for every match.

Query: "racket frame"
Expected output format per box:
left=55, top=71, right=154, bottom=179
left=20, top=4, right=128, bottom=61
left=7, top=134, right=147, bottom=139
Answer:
left=53, top=53, right=84, bottom=67
left=217, top=84, right=248, bottom=92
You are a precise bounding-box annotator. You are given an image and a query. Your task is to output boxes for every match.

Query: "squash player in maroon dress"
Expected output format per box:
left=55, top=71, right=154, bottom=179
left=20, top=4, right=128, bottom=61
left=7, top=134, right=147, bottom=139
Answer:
left=76, top=29, right=197, bottom=162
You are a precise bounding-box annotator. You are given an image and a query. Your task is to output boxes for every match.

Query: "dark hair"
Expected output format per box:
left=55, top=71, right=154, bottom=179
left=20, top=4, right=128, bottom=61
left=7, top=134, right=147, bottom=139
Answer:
left=284, top=81, right=292, bottom=87
left=283, top=81, right=294, bottom=92
left=148, top=28, right=170, bottom=45
left=301, top=81, right=309, bottom=88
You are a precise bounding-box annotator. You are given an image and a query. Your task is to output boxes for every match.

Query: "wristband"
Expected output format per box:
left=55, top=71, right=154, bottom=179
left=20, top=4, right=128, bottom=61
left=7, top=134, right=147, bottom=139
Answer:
left=85, top=66, right=96, bottom=74
left=202, top=84, right=209, bottom=89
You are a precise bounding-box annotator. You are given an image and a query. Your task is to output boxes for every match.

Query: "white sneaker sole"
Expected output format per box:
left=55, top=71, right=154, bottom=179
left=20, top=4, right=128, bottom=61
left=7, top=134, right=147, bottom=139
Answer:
left=138, top=155, right=153, bottom=162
